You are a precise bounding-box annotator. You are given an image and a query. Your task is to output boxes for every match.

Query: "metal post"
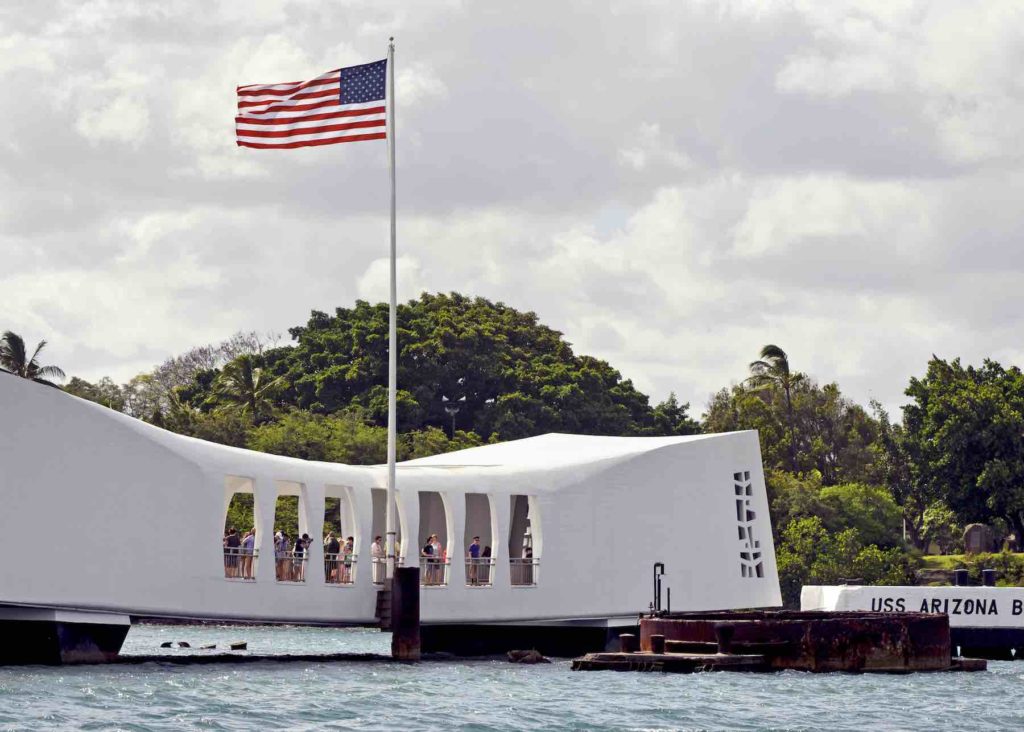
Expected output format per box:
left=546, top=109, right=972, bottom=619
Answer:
left=385, top=37, right=398, bottom=580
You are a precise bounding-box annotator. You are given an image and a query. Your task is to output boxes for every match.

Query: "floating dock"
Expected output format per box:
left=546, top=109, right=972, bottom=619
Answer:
left=572, top=610, right=987, bottom=673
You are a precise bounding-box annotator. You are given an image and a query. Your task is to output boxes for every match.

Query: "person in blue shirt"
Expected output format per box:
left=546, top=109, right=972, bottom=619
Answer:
left=467, top=536, right=481, bottom=585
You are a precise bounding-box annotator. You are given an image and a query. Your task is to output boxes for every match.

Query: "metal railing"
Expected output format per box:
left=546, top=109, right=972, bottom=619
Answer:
left=371, top=556, right=405, bottom=585
left=324, top=552, right=357, bottom=585
left=465, top=557, right=495, bottom=587
left=223, top=547, right=258, bottom=581
left=419, top=556, right=450, bottom=586
left=276, top=550, right=308, bottom=582
left=510, top=557, right=539, bottom=586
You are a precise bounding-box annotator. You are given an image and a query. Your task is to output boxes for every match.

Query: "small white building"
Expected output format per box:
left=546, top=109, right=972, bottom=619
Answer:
left=0, top=374, right=781, bottom=654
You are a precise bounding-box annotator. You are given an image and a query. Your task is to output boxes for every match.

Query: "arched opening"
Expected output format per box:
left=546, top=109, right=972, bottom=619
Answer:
left=371, top=488, right=405, bottom=584
left=418, top=491, right=451, bottom=586
left=464, top=493, right=496, bottom=587
left=324, top=487, right=357, bottom=585
left=273, top=482, right=309, bottom=583
left=223, top=476, right=257, bottom=581
left=509, top=495, right=539, bottom=586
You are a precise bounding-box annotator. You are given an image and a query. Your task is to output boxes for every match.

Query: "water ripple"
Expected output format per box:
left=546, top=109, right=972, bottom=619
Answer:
left=1, top=625, right=1024, bottom=730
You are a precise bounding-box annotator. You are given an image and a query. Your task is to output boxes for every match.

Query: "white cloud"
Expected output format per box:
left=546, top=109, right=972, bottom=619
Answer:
left=3, top=0, right=1024, bottom=418
left=357, top=255, right=425, bottom=302
left=0, top=33, right=58, bottom=74
left=75, top=94, right=151, bottom=146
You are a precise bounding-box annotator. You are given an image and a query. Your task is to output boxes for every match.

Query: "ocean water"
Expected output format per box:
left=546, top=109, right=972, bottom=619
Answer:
left=0, top=624, right=1022, bottom=731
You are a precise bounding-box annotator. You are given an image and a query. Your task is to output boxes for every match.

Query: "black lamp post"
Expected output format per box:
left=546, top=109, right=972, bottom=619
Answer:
left=441, top=394, right=466, bottom=438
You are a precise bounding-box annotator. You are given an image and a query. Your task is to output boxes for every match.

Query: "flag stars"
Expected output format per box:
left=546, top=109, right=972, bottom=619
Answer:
left=339, top=59, right=387, bottom=104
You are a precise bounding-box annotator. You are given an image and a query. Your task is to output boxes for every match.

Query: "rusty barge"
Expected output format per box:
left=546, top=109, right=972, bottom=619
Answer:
left=572, top=610, right=987, bottom=674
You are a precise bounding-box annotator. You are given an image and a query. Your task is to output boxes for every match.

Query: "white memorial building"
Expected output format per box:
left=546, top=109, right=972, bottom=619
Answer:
left=0, top=373, right=781, bottom=658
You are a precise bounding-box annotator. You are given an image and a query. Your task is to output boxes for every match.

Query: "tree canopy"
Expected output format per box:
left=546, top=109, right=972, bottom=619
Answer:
left=190, top=293, right=698, bottom=441
left=902, top=357, right=1024, bottom=542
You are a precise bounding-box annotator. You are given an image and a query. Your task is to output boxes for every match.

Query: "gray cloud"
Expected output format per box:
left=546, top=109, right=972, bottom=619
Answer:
left=3, top=0, right=1024, bottom=417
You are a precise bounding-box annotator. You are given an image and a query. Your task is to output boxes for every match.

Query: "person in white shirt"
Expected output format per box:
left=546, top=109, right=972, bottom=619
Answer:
left=371, top=535, right=384, bottom=583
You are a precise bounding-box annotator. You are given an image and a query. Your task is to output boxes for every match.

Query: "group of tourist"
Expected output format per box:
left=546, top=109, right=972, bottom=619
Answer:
left=323, top=532, right=356, bottom=584
left=224, top=528, right=499, bottom=586
left=274, top=531, right=313, bottom=582
left=222, top=527, right=256, bottom=580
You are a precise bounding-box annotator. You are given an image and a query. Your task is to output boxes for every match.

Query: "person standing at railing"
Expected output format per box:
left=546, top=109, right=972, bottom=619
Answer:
left=241, top=528, right=255, bottom=580
left=343, top=536, right=354, bottom=583
left=325, top=532, right=341, bottom=583
left=467, top=536, right=481, bottom=585
left=482, top=545, right=492, bottom=584
left=275, top=531, right=288, bottom=581
left=293, top=533, right=309, bottom=582
left=421, top=537, right=435, bottom=585
left=371, top=535, right=384, bottom=583
left=224, top=527, right=241, bottom=578
left=431, top=534, right=443, bottom=585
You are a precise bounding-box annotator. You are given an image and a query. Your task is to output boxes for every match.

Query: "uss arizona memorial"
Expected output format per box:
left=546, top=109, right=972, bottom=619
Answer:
left=0, top=372, right=781, bottom=656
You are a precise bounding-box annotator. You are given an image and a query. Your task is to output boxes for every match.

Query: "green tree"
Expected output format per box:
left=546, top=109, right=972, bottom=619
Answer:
left=247, top=410, right=388, bottom=464
left=399, top=426, right=484, bottom=460
left=0, top=331, right=65, bottom=386
left=748, top=344, right=802, bottom=471
left=903, top=357, right=1024, bottom=546
left=239, top=293, right=666, bottom=439
left=921, top=502, right=962, bottom=555
left=766, top=470, right=834, bottom=543
left=646, top=392, right=701, bottom=436
left=867, top=400, right=928, bottom=550
left=64, top=376, right=126, bottom=411
left=211, top=354, right=283, bottom=425
left=819, top=483, right=902, bottom=549
left=775, top=516, right=916, bottom=607
left=705, top=378, right=877, bottom=484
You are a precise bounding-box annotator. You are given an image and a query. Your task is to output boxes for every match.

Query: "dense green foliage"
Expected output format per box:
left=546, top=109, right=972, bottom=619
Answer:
left=256, top=293, right=698, bottom=439
left=705, top=380, right=877, bottom=486
left=775, top=516, right=916, bottom=607
left=903, top=358, right=1024, bottom=542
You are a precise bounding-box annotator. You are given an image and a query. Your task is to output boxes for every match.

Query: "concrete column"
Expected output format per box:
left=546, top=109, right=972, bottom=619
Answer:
left=446, top=491, right=466, bottom=587
left=492, top=492, right=511, bottom=588
left=304, top=483, right=325, bottom=584
left=352, top=485, right=374, bottom=588
left=397, top=487, right=419, bottom=571
left=253, top=475, right=278, bottom=583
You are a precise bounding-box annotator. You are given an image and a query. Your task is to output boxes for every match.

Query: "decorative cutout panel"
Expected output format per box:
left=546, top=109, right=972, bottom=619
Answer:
left=734, top=470, right=763, bottom=579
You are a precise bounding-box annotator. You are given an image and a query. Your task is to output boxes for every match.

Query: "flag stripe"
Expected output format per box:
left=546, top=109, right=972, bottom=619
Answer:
left=236, top=70, right=339, bottom=94
left=238, top=87, right=341, bottom=109
left=237, top=86, right=340, bottom=105
left=237, top=125, right=383, bottom=145
left=237, top=101, right=383, bottom=122
left=235, top=106, right=385, bottom=126
left=236, top=62, right=387, bottom=150
left=236, top=118, right=385, bottom=138
left=237, top=132, right=386, bottom=149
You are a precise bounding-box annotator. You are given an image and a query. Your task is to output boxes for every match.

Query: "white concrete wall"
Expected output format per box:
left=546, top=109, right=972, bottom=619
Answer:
left=0, top=375, right=781, bottom=625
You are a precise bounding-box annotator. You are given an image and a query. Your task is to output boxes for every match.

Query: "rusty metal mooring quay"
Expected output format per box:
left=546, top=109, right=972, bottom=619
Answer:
left=572, top=610, right=987, bottom=674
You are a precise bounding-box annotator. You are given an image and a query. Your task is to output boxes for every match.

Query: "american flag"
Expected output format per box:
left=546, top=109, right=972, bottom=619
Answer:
left=236, top=60, right=387, bottom=150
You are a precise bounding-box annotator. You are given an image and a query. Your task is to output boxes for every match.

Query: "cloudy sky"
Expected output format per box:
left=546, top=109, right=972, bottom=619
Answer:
left=3, top=0, right=1023, bottom=415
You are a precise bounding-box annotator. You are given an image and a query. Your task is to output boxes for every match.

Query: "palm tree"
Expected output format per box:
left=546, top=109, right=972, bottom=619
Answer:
left=747, top=344, right=802, bottom=471
left=0, top=331, right=66, bottom=387
left=212, top=354, right=282, bottom=425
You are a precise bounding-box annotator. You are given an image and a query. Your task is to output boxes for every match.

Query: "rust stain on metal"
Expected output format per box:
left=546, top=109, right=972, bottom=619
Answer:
left=589, top=610, right=977, bottom=674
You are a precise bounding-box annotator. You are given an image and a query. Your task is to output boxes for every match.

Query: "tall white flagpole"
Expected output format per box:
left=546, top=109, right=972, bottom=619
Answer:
left=385, top=37, right=398, bottom=581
